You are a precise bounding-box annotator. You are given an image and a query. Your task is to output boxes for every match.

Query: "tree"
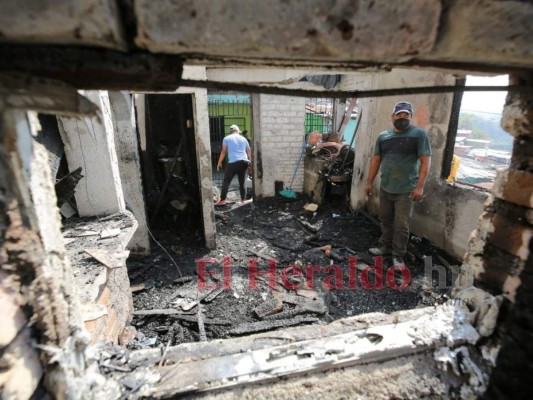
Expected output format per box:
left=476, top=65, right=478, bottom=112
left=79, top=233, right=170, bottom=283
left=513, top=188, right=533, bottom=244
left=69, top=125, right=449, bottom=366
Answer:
left=458, top=112, right=489, bottom=140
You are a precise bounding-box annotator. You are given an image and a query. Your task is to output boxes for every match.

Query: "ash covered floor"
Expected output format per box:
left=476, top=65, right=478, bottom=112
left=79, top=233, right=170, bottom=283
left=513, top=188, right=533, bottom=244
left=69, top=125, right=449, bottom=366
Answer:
left=127, top=191, right=456, bottom=350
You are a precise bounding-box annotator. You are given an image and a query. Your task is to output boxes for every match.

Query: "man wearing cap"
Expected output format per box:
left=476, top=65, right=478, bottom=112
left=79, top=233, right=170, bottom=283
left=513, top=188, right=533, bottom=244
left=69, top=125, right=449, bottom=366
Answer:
left=365, top=101, right=432, bottom=266
left=215, top=124, right=252, bottom=205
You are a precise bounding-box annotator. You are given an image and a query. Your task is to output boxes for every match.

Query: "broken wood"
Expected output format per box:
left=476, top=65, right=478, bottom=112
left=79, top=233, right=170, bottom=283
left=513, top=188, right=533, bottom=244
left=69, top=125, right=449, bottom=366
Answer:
left=159, top=327, right=174, bottom=368
left=84, top=248, right=129, bottom=269
left=196, top=296, right=207, bottom=342
left=323, top=249, right=344, bottom=262
left=134, top=309, right=181, bottom=316
left=344, top=247, right=358, bottom=255
left=152, top=306, right=470, bottom=397
left=292, top=216, right=319, bottom=233
left=227, top=316, right=319, bottom=336
left=203, top=288, right=224, bottom=303
left=130, top=283, right=147, bottom=293
left=72, top=230, right=99, bottom=237
left=99, top=228, right=121, bottom=239
left=55, top=167, right=83, bottom=208
left=169, top=314, right=232, bottom=326
left=295, top=288, right=320, bottom=300
left=173, top=276, right=194, bottom=284
left=254, top=297, right=284, bottom=319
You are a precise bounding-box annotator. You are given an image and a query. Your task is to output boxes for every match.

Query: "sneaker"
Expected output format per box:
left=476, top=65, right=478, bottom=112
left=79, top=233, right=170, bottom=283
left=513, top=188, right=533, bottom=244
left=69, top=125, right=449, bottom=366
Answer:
left=392, top=257, right=406, bottom=267
left=368, top=246, right=392, bottom=256
left=214, top=200, right=227, bottom=205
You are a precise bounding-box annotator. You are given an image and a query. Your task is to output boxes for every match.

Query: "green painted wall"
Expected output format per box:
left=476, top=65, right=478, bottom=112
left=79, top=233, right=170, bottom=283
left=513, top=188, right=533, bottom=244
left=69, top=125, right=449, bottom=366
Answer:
left=208, top=94, right=253, bottom=137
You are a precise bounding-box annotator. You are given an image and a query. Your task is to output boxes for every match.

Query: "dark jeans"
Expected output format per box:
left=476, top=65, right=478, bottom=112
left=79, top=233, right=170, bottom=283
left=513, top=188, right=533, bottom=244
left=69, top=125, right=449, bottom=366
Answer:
left=379, top=188, right=414, bottom=257
left=221, top=160, right=249, bottom=201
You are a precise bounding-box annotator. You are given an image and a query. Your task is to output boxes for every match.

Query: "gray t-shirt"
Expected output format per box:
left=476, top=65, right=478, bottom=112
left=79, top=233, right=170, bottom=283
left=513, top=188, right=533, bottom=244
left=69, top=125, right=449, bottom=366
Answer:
left=373, top=125, right=432, bottom=193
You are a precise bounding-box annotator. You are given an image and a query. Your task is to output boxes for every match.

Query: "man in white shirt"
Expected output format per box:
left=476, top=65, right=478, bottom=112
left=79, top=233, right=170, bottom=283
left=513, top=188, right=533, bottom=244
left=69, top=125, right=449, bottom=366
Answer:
left=216, top=124, right=252, bottom=204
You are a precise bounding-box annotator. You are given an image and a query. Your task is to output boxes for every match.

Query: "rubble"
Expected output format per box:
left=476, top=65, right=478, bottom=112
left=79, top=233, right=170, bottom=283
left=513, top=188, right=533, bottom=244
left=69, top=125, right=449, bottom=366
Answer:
left=127, top=196, right=456, bottom=349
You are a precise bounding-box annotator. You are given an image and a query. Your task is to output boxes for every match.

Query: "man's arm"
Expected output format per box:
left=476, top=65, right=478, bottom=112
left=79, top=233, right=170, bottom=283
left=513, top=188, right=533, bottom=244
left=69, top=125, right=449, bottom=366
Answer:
left=217, top=144, right=228, bottom=171
left=411, top=156, right=431, bottom=201
left=365, top=155, right=382, bottom=195
left=246, top=146, right=252, bottom=162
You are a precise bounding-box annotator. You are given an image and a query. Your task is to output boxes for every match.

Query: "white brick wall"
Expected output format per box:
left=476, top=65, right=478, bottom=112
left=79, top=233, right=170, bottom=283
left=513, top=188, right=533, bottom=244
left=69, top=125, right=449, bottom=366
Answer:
left=258, top=94, right=306, bottom=197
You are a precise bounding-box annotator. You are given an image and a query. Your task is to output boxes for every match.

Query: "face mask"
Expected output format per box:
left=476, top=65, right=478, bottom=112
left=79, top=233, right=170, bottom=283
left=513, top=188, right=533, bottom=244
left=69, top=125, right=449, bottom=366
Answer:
left=393, top=118, right=410, bottom=131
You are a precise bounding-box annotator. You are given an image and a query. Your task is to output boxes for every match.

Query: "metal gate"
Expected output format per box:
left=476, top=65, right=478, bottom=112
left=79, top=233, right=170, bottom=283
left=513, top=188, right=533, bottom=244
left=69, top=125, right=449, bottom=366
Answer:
left=305, top=97, right=334, bottom=134
left=208, top=93, right=252, bottom=185
left=209, top=116, right=225, bottom=185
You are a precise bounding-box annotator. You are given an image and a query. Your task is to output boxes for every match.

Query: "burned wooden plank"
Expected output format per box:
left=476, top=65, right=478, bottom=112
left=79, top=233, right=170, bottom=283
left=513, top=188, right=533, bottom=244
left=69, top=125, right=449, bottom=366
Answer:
left=130, top=283, right=147, bottom=293
left=203, top=288, right=224, bottom=303
left=254, top=297, right=284, bottom=319
left=134, top=309, right=181, bottom=316
left=169, top=314, right=232, bottom=326
left=196, top=298, right=207, bottom=342
left=263, top=301, right=327, bottom=321
left=173, top=276, right=194, bottom=284
left=0, top=44, right=184, bottom=91
left=292, top=216, right=319, bottom=233
left=152, top=306, right=472, bottom=397
left=295, top=288, right=320, bottom=300
left=85, top=248, right=129, bottom=269
left=227, top=317, right=319, bottom=336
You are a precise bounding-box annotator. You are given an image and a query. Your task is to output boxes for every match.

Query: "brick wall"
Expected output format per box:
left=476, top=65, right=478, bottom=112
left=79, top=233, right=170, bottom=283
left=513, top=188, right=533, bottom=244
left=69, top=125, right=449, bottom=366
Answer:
left=257, top=94, right=306, bottom=197
left=481, top=73, right=533, bottom=399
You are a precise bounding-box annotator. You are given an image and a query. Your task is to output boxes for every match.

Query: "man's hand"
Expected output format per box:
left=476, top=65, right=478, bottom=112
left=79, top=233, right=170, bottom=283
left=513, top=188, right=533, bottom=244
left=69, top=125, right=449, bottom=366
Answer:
left=217, top=162, right=222, bottom=171
left=410, top=187, right=424, bottom=202
left=365, top=182, right=373, bottom=196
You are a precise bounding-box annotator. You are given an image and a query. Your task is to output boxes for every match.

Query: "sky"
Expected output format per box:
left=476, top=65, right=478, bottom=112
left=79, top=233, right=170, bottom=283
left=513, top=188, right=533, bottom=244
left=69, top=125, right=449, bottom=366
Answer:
left=460, top=75, right=508, bottom=115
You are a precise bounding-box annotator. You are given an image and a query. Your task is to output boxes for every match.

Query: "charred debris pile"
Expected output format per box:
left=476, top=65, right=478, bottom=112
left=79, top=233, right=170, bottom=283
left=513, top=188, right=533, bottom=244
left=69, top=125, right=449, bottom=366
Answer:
left=126, top=196, right=456, bottom=350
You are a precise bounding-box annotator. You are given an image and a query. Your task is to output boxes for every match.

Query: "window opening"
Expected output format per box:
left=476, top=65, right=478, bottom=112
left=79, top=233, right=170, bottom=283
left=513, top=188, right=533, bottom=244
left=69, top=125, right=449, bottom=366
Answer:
left=446, top=75, right=510, bottom=190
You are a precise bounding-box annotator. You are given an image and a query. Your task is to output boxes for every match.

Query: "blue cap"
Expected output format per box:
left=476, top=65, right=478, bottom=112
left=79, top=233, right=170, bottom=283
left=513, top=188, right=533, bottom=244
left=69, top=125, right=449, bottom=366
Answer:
left=393, top=101, right=413, bottom=115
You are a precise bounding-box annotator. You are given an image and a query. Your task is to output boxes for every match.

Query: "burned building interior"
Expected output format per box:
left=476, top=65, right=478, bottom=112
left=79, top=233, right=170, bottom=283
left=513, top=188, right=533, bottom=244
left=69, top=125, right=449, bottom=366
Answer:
left=1, top=1, right=533, bottom=399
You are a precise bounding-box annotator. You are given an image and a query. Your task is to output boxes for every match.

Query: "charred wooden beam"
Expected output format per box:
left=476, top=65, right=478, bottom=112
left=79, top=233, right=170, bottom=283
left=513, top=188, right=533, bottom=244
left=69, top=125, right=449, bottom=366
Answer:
left=169, top=314, right=232, bottom=326
left=227, top=317, right=319, bottom=336
left=0, top=44, right=184, bottom=91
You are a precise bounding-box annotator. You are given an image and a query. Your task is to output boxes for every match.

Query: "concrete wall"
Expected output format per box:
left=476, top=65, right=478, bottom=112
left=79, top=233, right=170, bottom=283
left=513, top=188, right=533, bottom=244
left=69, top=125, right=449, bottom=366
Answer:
left=108, top=91, right=150, bottom=254
left=176, top=66, right=216, bottom=249
left=58, top=90, right=126, bottom=217
left=253, top=94, right=306, bottom=197
left=0, top=0, right=126, bottom=49
left=1, top=109, right=87, bottom=398
left=132, top=0, right=533, bottom=70
left=347, top=68, right=488, bottom=260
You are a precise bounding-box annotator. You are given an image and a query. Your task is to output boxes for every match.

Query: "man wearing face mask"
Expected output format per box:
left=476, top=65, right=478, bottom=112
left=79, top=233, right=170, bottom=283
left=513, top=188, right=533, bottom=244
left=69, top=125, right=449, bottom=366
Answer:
left=364, top=101, right=432, bottom=267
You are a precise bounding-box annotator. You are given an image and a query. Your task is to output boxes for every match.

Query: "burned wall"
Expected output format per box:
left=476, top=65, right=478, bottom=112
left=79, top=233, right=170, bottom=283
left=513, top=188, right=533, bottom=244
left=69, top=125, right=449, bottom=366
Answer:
left=108, top=91, right=150, bottom=254
left=1, top=109, right=86, bottom=398
left=174, top=66, right=216, bottom=249
left=470, top=72, right=533, bottom=400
